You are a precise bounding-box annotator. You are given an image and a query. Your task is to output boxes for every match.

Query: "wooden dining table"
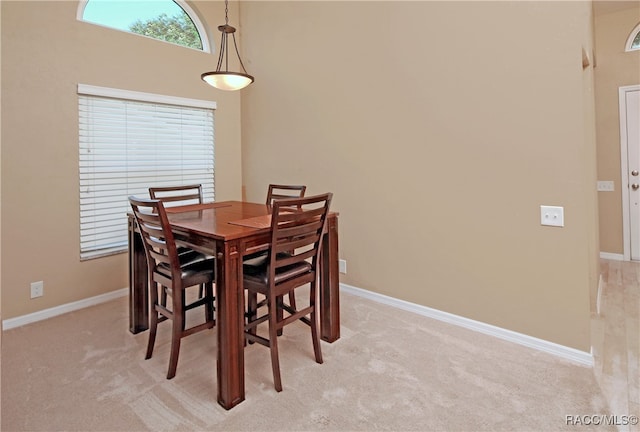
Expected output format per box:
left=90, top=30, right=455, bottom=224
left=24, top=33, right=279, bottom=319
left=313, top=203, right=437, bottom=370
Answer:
left=127, top=200, right=340, bottom=410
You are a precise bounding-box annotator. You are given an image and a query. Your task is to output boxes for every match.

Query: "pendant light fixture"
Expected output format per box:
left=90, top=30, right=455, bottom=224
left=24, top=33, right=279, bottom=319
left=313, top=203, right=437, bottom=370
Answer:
left=201, top=0, right=254, bottom=91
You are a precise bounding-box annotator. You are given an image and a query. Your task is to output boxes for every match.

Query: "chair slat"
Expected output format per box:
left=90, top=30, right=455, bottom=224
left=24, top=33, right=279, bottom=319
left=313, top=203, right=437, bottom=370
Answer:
left=275, top=249, right=315, bottom=269
left=149, top=184, right=204, bottom=208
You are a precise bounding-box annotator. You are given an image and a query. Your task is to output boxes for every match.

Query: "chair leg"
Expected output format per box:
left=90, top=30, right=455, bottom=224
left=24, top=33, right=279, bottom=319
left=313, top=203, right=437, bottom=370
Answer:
left=179, top=291, right=187, bottom=332
left=167, top=334, right=181, bottom=380
left=276, top=295, right=284, bottom=337
left=146, top=282, right=159, bottom=360
left=205, top=282, right=215, bottom=325
left=246, top=291, right=258, bottom=344
left=167, top=288, right=186, bottom=380
left=161, top=290, right=167, bottom=308
left=288, top=290, right=297, bottom=310
left=145, top=310, right=158, bottom=360
left=282, top=291, right=297, bottom=337
left=310, top=282, right=323, bottom=364
left=167, top=307, right=184, bottom=380
left=268, top=300, right=283, bottom=392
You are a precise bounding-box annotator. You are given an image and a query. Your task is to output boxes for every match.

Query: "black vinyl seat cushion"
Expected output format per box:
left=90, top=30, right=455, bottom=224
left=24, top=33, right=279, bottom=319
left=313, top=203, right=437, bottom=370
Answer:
left=156, top=258, right=215, bottom=281
left=243, top=253, right=311, bottom=286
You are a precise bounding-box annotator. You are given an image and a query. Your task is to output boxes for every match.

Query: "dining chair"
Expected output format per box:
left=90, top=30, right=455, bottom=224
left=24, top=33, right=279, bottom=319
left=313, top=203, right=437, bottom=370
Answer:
left=248, top=184, right=307, bottom=311
left=129, top=196, right=216, bottom=380
left=244, top=192, right=333, bottom=392
left=149, top=184, right=212, bottom=298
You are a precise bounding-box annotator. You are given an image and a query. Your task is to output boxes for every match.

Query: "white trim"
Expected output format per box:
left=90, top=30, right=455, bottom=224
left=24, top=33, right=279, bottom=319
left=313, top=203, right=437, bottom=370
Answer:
left=174, top=0, right=212, bottom=53
left=2, top=281, right=595, bottom=367
left=76, top=0, right=86, bottom=21
left=619, top=85, right=640, bottom=261
left=77, top=84, right=216, bottom=110
left=340, top=283, right=594, bottom=367
left=76, top=0, right=211, bottom=53
left=625, top=22, right=640, bottom=52
left=2, top=288, right=128, bottom=331
left=599, top=252, right=624, bottom=261
left=596, top=274, right=603, bottom=316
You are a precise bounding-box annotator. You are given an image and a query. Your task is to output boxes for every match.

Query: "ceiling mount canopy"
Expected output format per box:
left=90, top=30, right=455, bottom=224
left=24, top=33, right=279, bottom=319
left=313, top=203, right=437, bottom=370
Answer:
left=201, top=0, right=254, bottom=91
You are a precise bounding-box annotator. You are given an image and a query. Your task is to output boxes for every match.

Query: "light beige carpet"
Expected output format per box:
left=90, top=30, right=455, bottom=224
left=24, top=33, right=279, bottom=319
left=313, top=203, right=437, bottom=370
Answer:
left=1, top=290, right=614, bottom=431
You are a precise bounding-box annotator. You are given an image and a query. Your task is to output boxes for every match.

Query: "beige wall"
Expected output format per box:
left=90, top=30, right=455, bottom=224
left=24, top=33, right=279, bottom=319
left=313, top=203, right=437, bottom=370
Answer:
left=240, top=1, right=597, bottom=351
left=594, top=4, right=640, bottom=255
left=1, top=1, right=243, bottom=319
left=1, top=0, right=600, bottom=353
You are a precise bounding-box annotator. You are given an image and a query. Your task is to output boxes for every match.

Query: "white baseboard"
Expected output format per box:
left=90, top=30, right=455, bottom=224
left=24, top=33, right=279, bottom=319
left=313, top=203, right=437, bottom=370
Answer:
left=3, top=284, right=595, bottom=367
left=599, top=252, right=624, bottom=261
left=2, top=288, right=129, bottom=331
left=340, top=283, right=594, bottom=367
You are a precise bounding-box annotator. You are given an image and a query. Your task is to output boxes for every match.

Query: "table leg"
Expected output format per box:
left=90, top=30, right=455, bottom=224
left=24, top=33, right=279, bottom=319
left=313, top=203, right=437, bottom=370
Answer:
left=320, top=216, right=340, bottom=342
left=215, top=240, right=245, bottom=410
left=128, top=217, right=149, bottom=334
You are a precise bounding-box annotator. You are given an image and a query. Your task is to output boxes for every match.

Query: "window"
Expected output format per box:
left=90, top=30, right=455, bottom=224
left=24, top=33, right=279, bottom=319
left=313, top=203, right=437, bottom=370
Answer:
left=78, top=84, right=216, bottom=260
left=625, top=22, right=640, bottom=52
left=78, top=0, right=209, bottom=52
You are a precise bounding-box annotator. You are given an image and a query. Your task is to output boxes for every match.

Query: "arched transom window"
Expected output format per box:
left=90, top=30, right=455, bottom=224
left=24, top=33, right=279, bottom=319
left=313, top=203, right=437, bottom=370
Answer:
left=78, top=0, right=210, bottom=52
left=626, top=22, right=640, bottom=52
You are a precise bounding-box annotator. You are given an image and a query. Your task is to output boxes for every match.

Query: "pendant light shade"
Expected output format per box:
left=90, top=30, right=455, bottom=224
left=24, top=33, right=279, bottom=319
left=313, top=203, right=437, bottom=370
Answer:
left=202, top=71, right=253, bottom=91
left=201, top=2, right=254, bottom=91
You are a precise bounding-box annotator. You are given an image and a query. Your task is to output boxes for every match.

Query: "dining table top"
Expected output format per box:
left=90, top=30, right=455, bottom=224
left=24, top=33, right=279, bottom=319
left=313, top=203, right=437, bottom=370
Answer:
left=165, top=200, right=337, bottom=241
left=164, top=201, right=274, bottom=239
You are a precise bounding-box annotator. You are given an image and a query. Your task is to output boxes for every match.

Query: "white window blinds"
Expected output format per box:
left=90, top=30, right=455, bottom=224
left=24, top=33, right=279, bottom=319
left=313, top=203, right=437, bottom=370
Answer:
left=78, top=85, right=215, bottom=260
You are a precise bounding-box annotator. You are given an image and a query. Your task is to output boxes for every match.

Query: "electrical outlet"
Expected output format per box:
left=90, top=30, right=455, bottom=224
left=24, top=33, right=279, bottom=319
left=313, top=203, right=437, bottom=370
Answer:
left=339, top=259, right=347, bottom=274
left=30, top=281, right=44, bottom=298
left=540, top=205, right=564, bottom=227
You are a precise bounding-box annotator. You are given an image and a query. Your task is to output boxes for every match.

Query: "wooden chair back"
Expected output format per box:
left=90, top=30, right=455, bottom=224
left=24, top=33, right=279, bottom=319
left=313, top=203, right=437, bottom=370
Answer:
left=129, top=196, right=181, bottom=283
left=149, top=184, right=203, bottom=208
left=265, top=184, right=306, bottom=206
left=267, top=193, right=332, bottom=291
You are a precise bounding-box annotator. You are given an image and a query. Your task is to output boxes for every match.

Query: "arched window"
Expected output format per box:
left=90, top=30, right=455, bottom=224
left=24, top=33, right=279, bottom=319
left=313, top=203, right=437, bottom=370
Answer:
left=625, top=22, right=640, bottom=52
left=77, top=0, right=210, bottom=52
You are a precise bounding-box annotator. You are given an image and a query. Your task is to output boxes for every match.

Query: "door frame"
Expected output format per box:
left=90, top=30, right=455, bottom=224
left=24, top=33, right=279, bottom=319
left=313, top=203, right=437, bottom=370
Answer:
left=619, top=84, right=640, bottom=261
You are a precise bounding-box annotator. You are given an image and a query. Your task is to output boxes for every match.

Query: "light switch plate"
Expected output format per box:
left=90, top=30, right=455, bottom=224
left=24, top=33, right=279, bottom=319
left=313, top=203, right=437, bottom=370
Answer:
left=597, top=181, right=614, bottom=192
left=540, top=205, right=564, bottom=227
